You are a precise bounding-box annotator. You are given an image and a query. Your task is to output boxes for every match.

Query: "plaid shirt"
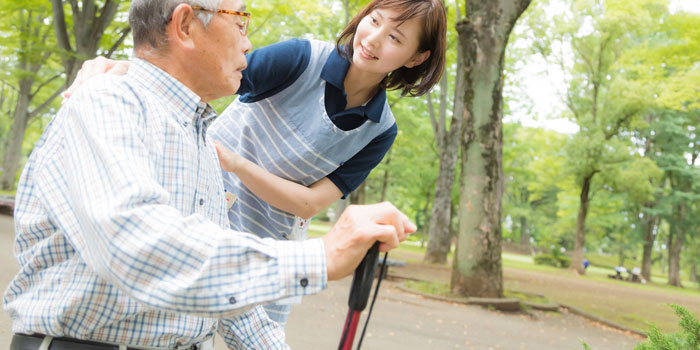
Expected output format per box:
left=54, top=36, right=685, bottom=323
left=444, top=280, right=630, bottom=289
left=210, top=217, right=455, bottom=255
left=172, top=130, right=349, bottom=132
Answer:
left=3, top=59, right=327, bottom=349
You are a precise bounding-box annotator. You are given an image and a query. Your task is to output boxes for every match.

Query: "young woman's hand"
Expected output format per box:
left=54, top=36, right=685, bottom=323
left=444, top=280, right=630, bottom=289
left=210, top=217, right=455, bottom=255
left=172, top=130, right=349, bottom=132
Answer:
left=63, top=57, right=130, bottom=100
left=213, top=140, right=243, bottom=173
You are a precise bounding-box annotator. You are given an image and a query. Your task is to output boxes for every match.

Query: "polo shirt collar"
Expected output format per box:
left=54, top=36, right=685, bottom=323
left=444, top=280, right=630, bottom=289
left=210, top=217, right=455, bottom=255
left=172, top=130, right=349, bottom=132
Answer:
left=320, top=48, right=386, bottom=123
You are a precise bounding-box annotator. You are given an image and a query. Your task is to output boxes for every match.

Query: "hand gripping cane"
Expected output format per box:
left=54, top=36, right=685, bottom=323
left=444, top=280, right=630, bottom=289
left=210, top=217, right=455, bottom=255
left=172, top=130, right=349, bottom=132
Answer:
left=337, top=242, right=387, bottom=350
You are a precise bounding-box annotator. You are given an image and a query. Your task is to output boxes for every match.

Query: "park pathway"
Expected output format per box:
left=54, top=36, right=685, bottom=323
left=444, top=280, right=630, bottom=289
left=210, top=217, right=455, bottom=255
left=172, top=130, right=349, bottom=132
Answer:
left=0, top=215, right=642, bottom=349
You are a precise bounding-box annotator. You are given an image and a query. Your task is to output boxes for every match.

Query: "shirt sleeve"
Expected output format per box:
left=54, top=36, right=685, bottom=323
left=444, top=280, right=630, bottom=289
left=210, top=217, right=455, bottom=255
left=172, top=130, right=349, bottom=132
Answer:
left=51, top=83, right=327, bottom=319
left=238, top=38, right=311, bottom=102
left=327, top=123, right=397, bottom=197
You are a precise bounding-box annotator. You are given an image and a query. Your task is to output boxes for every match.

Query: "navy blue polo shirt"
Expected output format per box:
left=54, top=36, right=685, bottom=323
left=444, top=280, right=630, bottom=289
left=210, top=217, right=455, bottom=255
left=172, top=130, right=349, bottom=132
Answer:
left=234, top=39, right=397, bottom=196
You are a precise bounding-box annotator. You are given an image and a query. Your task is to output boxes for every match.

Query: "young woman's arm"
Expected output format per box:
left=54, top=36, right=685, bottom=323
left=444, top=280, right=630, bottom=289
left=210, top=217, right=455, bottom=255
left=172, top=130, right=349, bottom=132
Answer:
left=214, top=142, right=342, bottom=219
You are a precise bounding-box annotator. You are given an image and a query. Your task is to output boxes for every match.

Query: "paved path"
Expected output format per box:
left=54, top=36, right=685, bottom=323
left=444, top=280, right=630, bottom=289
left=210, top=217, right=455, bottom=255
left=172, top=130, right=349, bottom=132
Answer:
left=0, top=215, right=643, bottom=349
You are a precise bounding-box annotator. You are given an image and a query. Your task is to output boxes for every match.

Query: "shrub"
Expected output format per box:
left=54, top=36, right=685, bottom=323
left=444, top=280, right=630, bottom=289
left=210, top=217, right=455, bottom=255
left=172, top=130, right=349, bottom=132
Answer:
left=583, top=305, right=700, bottom=350
left=534, top=253, right=571, bottom=268
left=634, top=305, right=700, bottom=350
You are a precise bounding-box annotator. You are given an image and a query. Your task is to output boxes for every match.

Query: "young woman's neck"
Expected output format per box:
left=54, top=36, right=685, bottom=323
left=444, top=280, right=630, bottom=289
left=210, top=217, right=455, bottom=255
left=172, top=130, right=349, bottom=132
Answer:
left=343, top=64, right=386, bottom=110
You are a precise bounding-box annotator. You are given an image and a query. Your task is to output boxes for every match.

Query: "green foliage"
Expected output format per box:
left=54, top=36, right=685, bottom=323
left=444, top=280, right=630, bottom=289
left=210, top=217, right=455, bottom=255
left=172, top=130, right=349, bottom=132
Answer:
left=534, top=253, right=571, bottom=268
left=502, top=123, right=568, bottom=246
left=634, top=305, right=700, bottom=350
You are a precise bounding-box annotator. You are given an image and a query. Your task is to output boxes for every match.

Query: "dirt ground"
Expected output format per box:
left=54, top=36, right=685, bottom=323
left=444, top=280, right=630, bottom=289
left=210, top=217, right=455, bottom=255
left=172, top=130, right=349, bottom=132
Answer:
left=387, top=249, right=700, bottom=334
left=1, top=215, right=645, bottom=349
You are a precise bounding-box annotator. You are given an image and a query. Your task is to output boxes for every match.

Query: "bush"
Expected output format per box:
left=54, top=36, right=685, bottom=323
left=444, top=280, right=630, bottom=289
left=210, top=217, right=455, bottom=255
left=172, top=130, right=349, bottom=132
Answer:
left=583, top=305, right=700, bottom=350
left=634, top=305, right=700, bottom=350
left=534, top=253, right=571, bottom=268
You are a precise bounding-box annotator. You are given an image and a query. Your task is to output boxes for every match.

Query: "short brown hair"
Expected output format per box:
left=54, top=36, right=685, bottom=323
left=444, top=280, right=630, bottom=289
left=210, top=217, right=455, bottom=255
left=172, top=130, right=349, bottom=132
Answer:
left=336, top=0, right=446, bottom=97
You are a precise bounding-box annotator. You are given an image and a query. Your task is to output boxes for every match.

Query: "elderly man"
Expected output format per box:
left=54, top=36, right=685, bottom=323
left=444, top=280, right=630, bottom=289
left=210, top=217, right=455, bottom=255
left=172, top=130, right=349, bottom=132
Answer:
left=4, top=0, right=413, bottom=349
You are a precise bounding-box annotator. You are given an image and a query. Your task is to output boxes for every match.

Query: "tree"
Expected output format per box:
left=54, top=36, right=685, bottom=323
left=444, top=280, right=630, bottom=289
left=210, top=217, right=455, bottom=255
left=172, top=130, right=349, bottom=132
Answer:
left=615, top=10, right=700, bottom=285
left=534, top=0, right=669, bottom=274
left=424, top=2, right=461, bottom=264
left=451, top=0, right=531, bottom=298
left=501, top=124, right=566, bottom=248
left=49, top=0, right=125, bottom=87
left=0, top=0, right=129, bottom=190
left=0, top=2, right=63, bottom=190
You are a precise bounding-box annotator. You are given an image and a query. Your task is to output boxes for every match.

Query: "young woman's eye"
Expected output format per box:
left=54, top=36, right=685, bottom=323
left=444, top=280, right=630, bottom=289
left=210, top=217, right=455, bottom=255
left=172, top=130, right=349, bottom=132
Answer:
left=389, top=34, right=401, bottom=43
left=370, top=16, right=378, bottom=24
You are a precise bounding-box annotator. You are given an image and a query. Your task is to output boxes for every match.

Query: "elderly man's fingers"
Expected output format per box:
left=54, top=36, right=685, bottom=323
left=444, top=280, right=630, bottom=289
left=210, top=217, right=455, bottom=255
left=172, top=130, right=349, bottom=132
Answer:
left=400, top=211, right=417, bottom=235
left=372, top=202, right=405, bottom=238
left=373, top=224, right=400, bottom=252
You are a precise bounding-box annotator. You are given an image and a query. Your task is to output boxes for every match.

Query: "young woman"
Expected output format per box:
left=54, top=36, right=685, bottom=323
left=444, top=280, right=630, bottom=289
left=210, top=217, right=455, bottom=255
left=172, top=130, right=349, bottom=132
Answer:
left=210, top=0, right=445, bottom=326
left=67, top=0, right=446, bottom=327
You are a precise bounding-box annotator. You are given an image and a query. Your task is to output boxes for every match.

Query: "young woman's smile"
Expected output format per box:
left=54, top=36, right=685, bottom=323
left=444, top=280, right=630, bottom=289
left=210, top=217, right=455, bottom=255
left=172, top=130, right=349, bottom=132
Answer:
left=352, top=8, right=428, bottom=75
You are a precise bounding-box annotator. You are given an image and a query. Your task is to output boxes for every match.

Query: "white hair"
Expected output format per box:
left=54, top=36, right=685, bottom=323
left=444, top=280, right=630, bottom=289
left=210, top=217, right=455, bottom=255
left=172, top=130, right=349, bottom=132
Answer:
left=129, top=0, right=223, bottom=50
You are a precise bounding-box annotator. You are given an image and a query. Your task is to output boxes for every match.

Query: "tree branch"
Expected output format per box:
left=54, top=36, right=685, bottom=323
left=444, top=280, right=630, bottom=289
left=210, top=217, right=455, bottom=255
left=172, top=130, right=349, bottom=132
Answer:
left=426, top=91, right=440, bottom=141
left=106, top=27, right=131, bottom=58
left=28, top=87, right=63, bottom=120
left=249, top=11, right=275, bottom=38
left=604, top=110, right=636, bottom=140
left=93, top=0, right=119, bottom=45
left=51, top=0, right=73, bottom=53
left=438, top=73, right=448, bottom=136
left=30, top=74, right=62, bottom=99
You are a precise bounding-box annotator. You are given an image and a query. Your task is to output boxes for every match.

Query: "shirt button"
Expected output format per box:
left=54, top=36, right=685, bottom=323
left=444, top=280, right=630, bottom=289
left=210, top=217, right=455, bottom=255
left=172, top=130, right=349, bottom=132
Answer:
left=228, top=296, right=236, bottom=304
left=199, top=198, right=204, bottom=205
left=300, top=278, right=309, bottom=287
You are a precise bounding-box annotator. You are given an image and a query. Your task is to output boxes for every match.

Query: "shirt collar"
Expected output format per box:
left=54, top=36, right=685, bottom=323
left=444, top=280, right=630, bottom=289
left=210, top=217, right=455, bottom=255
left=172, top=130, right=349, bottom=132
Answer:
left=321, top=48, right=386, bottom=123
left=128, top=59, right=215, bottom=125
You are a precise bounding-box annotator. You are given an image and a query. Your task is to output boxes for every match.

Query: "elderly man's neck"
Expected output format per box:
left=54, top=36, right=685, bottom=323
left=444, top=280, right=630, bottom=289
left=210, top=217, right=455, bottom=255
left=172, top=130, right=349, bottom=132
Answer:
left=134, top=46, right=216, bottom=103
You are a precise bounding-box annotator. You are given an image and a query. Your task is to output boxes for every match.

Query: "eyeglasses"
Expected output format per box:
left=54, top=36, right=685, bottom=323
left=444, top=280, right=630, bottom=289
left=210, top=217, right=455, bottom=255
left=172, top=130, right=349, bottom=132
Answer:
left=191, top=6, right=251, bottom=36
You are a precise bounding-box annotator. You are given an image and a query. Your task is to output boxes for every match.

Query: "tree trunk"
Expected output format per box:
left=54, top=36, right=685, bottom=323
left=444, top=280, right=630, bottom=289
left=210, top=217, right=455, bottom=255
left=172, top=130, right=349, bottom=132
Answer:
left=451, top=0, right=531, bottom=298
left=332, top=198, right=349, bottom=224
left=425, top=73, right=461, bottom=264
left=572, top=172, right=595, bottom=275
left=51, top=0, right=120, bottom=90
left=1, top=9, right=61, bottom=190
left=349, top=181, right=366, bottom=204
left=0, top=80, right=31, bottom=190
left=617, top=243, right=625, bottom=268
left=668, top=203, right=685, bottom=287
left=640, top=210, right=658, bottom=281
left=519, top=216, right=529, bottom=246
left=667, top=230, right=683, bottom=287
left=380, top=150, right=391, bottom=202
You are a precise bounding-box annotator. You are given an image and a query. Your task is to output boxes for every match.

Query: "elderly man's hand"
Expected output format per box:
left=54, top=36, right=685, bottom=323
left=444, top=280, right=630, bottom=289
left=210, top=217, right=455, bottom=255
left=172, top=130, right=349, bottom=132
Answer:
left=322, top=202, right=416, bottom=281
left=63, top=57, right=130, bottom=100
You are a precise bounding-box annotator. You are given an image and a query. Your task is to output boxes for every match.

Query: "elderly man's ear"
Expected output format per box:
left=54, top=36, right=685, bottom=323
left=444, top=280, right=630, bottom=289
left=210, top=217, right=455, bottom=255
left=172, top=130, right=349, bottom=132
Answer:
left=168, top=4, right=199, bottom=50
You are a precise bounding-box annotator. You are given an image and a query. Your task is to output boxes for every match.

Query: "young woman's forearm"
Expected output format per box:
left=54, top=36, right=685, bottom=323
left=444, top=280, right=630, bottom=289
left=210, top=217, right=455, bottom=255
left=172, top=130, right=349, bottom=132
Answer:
left=233, top=157, right=342, bottom=219
left=214, top=140, right=342, bottom=218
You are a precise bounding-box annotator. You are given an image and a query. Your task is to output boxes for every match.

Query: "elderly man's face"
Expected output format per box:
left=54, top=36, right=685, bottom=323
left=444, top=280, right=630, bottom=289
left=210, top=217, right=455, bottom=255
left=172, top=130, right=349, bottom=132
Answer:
left=194, top=0, right=251, bottom=100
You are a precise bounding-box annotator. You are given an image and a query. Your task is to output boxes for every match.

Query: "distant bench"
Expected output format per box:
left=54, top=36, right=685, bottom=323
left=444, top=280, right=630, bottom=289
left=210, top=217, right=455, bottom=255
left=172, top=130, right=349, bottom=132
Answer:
left=376, top=258, right=406, bottom=278
left=0, top=196, right=14, bottom=216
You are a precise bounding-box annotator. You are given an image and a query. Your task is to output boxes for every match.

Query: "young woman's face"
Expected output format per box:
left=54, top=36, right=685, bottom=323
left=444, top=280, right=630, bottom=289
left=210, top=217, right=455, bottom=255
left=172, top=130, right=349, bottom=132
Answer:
left=352, top=8, right=430, bottom=76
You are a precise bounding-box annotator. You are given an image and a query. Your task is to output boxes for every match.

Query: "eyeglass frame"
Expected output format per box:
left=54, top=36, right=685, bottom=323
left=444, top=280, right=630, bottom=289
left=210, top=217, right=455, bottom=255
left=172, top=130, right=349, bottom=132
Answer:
left=191, top=5, right=251, bottom=36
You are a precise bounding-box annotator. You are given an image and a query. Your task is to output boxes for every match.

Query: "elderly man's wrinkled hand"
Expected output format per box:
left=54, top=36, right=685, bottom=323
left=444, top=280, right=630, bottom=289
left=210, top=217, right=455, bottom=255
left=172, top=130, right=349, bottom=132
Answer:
left=322, top=202, right=416, bottom=281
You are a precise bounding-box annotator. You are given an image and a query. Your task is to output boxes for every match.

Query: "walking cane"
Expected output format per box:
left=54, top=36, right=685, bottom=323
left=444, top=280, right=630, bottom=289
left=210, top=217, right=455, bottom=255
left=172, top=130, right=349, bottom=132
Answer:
left=337, top=242, right=389, bottom=350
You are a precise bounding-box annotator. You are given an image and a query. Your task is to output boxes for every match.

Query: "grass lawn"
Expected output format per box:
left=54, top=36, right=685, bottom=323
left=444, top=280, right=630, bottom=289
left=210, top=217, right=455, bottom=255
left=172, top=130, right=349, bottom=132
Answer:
left=502, top=253, right=700, bottom=333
